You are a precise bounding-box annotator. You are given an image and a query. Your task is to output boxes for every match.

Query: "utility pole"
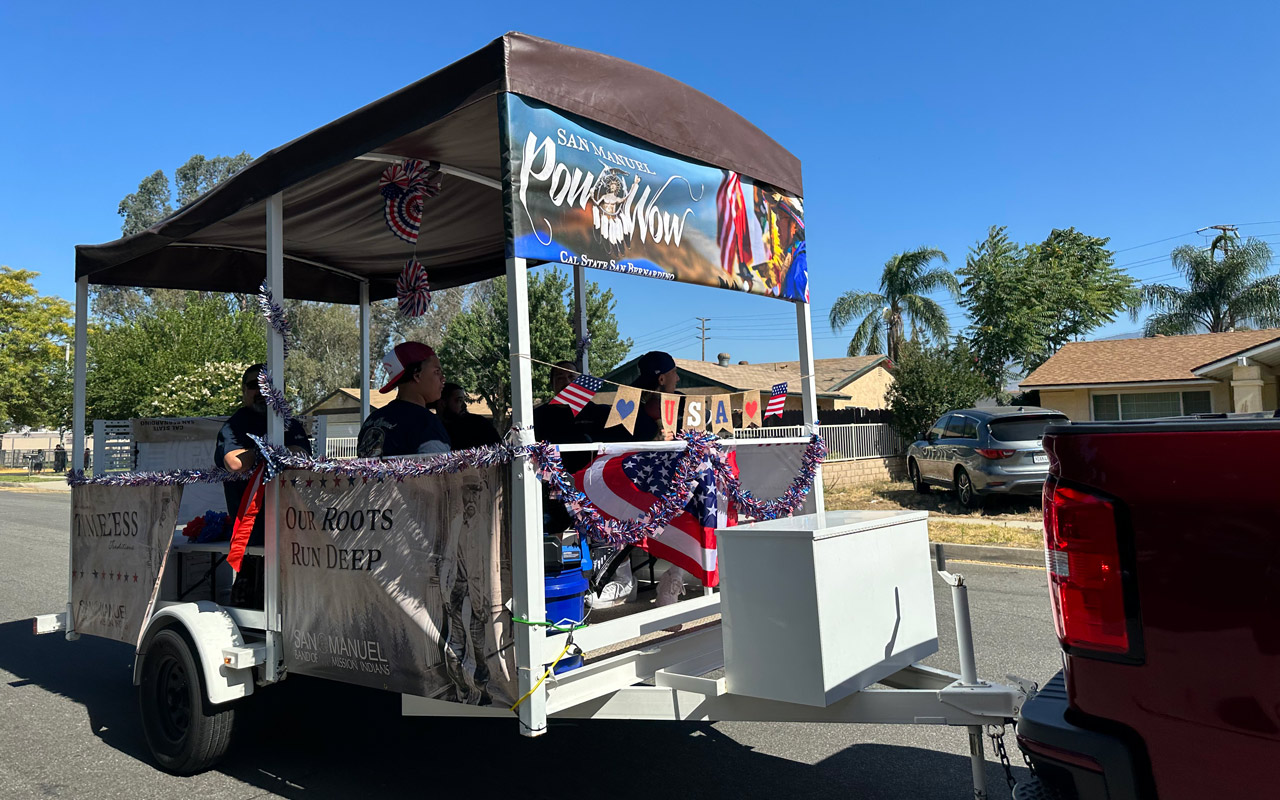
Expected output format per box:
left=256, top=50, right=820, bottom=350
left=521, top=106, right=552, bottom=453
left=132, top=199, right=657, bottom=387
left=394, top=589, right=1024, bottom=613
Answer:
left=696, top=317, right=711, bottom=361
left=1202, top=224, right=1238, bottom=259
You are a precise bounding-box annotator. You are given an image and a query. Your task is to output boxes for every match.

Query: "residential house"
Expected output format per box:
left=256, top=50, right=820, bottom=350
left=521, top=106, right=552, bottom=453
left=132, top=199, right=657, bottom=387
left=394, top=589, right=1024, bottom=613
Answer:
left=603, top=353, right=895, bottom=412
left=303, top=388, right=492, bottom=439
left=1019, top=329, right=1280, bottom=420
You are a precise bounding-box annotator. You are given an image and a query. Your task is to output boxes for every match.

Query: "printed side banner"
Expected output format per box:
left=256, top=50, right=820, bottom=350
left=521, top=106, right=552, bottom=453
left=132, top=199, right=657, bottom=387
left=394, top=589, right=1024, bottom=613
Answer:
left=505, top=95, right=807, bottom=303
left=279, top=466, right=515, bottom=705
left=71, top=485, right=182, bottom=644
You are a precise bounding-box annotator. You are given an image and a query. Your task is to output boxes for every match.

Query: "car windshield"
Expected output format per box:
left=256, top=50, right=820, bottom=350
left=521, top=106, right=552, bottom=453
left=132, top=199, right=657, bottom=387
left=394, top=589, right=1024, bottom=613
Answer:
left=987, top=415, right=1067, bottom=443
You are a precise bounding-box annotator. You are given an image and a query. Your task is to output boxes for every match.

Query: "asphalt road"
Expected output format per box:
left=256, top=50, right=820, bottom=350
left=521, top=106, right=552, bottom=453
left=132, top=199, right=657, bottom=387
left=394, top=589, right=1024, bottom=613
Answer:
left=0, top=490, right=1060, bottom=799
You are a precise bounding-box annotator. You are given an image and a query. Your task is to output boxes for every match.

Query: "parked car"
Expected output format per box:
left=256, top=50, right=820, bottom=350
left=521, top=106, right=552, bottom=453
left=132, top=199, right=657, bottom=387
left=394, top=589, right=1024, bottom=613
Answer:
left=1015, top=412, right=1280, bottom=799
left=905, top=407, right=1067, bottom=508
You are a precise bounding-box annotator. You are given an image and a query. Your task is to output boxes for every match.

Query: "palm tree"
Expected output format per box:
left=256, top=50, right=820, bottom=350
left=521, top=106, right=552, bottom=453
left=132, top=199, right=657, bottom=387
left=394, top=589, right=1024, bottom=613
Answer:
left=1137, top=235, right=1280, bottom=336
left=829, top=247, right=959, bottom=362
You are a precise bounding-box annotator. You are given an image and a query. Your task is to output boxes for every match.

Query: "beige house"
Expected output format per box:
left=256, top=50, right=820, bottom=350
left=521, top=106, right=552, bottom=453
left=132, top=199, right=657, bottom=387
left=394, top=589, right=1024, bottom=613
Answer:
left=303, top=388, right=492, bottom=439
left=604, top=353, right=895, bottom=412
left=1020, top=329, right=1280, bottom=420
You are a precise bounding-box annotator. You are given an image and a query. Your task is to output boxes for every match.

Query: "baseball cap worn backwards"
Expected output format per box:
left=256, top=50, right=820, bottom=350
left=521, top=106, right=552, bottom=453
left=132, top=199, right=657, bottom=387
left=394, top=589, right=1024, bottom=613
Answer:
left=379, top=342, right=436, bottom=393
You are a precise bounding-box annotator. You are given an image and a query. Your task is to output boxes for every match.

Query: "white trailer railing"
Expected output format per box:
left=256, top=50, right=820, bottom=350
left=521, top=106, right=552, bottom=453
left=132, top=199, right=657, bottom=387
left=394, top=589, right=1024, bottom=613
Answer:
left=731, top=422, right=903, bottom=462
left=326, top=437, right=359, bottom=459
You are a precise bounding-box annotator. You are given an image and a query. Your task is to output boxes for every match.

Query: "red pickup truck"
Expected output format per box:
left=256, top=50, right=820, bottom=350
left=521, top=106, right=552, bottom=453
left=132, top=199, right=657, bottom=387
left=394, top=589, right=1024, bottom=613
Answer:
left=1014, top=414, right=1280, bottom=799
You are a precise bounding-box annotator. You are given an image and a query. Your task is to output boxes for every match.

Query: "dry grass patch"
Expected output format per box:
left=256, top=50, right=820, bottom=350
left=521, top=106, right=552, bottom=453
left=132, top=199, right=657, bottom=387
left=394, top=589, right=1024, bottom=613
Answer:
left=927, top=520, right=1042, bottom=549
left=825, top=480, right=1041, bottom=521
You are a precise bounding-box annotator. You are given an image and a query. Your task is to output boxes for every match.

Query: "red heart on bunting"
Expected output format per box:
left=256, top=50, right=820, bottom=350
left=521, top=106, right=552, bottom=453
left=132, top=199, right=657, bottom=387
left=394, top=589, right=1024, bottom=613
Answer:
left=745, top=400, right=759, bottom=418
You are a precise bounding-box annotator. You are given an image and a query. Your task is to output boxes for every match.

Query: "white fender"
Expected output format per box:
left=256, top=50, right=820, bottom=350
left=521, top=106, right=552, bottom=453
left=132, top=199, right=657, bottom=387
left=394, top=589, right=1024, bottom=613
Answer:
left=134, top=601, right=255, bottom=705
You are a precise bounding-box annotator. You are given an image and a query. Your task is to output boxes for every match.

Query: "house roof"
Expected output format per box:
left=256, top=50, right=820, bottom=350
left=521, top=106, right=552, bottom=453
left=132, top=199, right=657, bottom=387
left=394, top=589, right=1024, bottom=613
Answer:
left=604, top=354, right=890, bottom=397
left=1020, top=329, right=1280, bottom=389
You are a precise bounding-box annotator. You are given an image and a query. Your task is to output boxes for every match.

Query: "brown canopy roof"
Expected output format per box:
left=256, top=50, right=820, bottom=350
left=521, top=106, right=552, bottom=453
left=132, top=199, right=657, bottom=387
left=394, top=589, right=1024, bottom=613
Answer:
left=75, top=33, right=803, bottom=304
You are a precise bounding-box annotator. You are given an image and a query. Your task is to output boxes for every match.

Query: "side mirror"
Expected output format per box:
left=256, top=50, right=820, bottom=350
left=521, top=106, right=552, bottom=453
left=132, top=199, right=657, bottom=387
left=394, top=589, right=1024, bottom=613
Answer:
left=919, top=430, right=930, bottom=442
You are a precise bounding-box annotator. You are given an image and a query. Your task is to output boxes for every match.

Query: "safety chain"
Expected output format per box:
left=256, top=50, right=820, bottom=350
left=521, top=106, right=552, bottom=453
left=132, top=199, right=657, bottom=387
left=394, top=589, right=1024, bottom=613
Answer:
left=987, top=723, right=1037, bottom=792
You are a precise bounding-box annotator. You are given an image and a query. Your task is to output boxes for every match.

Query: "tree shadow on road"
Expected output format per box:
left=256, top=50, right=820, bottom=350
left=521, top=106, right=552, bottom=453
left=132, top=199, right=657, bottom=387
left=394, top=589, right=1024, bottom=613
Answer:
left=0, top=620, right=1027, bottom=799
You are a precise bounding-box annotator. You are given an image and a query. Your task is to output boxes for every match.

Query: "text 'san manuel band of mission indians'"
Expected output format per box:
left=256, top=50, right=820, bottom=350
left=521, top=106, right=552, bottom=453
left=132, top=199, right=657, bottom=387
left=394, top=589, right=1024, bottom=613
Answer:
left=506, top=95, right=808, bottom=303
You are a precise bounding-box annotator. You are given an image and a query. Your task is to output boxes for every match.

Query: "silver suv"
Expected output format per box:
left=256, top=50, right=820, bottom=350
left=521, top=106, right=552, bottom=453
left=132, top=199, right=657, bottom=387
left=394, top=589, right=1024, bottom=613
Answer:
left=906, top=407, right=1067, bottom=509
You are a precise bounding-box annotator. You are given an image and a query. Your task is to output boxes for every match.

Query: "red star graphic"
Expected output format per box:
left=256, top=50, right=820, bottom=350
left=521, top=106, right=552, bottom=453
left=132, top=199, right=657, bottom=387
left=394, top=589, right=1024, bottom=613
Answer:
left=133, top=574, right=139, bottom=582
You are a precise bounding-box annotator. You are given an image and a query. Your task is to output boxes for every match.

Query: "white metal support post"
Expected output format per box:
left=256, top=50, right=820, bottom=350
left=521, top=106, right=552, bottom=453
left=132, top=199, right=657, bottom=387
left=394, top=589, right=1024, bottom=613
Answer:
left=506, top=255, right=547, bottom=736
left=359, top=280, right=371, bottom=421
left=573, top=264, right=589, bottom=374
left=795, top=301, right=824, bottom=513
left=263, top=193, right=286, bottom=678
left=67, top=276, right=88, bottom=640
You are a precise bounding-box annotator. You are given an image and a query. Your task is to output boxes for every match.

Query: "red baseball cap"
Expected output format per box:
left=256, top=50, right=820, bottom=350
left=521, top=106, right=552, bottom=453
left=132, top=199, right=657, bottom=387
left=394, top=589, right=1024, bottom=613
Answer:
left=378, top=342, right=437, bottom=393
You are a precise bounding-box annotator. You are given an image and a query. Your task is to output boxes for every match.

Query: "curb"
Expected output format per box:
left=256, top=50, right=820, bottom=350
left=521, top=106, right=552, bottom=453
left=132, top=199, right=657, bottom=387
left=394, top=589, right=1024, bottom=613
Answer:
left=929, top=541, right=1042, bottom=568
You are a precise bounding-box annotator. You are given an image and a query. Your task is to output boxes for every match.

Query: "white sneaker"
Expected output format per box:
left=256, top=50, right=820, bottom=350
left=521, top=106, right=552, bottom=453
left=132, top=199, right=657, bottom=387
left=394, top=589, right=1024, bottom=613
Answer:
left=587, top=558, right=635, bottom=609
left=656, top=566, right=687, bottom=607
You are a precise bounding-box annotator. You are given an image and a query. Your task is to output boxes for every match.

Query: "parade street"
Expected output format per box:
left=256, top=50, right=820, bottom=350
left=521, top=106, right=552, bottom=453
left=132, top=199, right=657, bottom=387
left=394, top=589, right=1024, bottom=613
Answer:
left=0, top=490, right=1057, bottom=800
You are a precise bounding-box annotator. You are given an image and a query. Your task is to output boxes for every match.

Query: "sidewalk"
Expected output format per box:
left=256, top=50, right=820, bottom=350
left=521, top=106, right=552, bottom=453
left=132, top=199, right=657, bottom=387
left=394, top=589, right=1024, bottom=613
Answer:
left=0, top=480, right=70, bottom=492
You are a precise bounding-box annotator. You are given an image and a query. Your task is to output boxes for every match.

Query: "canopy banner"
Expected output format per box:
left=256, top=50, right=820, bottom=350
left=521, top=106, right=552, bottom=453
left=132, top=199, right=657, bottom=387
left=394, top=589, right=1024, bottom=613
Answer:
left=279, top=465, right=515, bottom=705
left=71, top=484, right=181, bottom=645
left=505, top=95, right=807, bottom=303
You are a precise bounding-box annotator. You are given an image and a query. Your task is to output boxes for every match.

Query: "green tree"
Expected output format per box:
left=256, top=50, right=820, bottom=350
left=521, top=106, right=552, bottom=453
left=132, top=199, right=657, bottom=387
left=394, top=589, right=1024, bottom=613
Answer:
left=146, top=361, right=251, bottom=417
left=95, top=152, right=254, bottom=322
left=0, top=267, right=73, bottom=430
left=1136, top=234, right=1279, bottom=335
left=86, top=295, right=266, bottom=420
left=438, top=268, right=631, bottom=425
left=829, top=247, right=957, bottom=362
left=884, top=340, right=990, bottom=441
left=960, top=226, right=1137, bottom=382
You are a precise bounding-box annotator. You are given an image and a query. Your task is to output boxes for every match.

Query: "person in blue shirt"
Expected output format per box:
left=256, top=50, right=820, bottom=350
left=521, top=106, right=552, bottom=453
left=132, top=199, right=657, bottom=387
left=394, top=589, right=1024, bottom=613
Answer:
left=357, top=342, right=451, bottom=458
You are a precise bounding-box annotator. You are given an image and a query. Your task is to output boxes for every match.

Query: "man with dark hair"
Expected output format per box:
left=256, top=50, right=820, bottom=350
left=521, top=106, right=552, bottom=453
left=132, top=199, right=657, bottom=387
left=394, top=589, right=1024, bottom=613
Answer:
left=215, top=362, right=312, bottom=607
left=357, top=342, right=450, bottom=458
left=436, top=382, right=501, bottom=451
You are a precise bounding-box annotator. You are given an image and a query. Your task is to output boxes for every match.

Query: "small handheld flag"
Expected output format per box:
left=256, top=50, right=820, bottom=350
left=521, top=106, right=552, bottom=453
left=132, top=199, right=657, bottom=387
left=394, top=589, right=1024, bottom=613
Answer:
left=765, top=382, right=788, bottom=419
left=550, top=374, right=604, bottom=416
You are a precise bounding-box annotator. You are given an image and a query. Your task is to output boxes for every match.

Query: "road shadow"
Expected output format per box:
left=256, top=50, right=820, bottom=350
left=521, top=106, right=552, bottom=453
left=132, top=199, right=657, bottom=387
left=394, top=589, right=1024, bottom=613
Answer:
left=0, top=620, right=1027, bottom=798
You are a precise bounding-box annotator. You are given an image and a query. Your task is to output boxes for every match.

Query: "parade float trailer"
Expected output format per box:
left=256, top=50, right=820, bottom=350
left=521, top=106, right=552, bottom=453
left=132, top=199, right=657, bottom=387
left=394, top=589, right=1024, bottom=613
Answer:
left=34, top=33, right=1031, bottom=798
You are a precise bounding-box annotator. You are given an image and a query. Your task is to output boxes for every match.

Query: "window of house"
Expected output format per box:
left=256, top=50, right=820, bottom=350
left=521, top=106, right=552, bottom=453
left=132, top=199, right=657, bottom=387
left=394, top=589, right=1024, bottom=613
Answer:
left=1091, top=390, right=1212, bottom=421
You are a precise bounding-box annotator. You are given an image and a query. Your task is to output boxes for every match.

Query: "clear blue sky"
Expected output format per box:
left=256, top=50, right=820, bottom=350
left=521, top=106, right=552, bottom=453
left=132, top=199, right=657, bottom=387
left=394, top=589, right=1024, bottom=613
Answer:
left=4, top=1, right=1280, bottom=367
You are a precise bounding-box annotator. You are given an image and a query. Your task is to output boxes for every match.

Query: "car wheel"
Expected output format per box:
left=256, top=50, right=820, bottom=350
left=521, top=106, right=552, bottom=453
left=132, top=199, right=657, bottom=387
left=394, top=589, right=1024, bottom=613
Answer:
left=138, top=628, right=236, bottom=775
left=954, top=468, right=983, bottom=510
left=909, top=459, right=929, bottom=493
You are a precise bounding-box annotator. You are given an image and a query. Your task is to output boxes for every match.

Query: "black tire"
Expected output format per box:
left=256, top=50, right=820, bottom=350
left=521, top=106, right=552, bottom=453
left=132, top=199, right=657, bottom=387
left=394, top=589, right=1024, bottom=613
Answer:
left=954, top=468, right=984, bottom=510
left=909, top=459, right=929, bottom=493
left=138, top=627, right=235, bottom=775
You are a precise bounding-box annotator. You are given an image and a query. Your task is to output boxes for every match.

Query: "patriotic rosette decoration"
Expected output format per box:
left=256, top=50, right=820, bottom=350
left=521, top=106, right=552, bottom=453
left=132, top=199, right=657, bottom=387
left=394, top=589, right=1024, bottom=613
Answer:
left=396, top=258, right=432, bottom=317
left=379, top=159, right=442, bottom=245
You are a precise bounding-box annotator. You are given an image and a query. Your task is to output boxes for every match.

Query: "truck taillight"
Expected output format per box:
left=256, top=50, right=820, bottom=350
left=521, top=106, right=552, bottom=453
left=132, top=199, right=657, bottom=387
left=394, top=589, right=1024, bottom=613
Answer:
left=1043, top=479, right=1130, bottom=654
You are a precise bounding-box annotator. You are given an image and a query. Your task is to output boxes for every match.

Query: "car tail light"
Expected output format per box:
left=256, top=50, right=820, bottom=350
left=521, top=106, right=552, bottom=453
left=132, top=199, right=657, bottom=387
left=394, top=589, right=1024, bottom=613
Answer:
left=1043, top=480, right=1130, bottom=654
left=977, top=448, right=1016, bottom=459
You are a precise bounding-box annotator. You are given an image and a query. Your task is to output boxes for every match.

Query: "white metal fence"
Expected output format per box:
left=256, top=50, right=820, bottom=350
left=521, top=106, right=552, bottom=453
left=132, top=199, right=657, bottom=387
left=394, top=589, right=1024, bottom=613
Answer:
left=321, top=423, right=905, bottom=462
left=327, top=437, right=359, bottom=459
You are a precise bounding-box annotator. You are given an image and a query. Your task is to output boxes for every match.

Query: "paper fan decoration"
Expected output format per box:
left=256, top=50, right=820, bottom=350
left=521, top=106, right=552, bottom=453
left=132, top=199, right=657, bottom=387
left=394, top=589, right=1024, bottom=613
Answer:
left=396, top=258, right=432, bottom=317
left=379, top=159, right=442, bottom=244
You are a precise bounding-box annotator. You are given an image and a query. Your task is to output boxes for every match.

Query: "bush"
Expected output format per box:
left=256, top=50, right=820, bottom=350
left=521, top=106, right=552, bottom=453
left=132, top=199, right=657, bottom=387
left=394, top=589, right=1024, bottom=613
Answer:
left=146, top=361, right=250, bottom=417
left=885, top=341, right=990, bottom=440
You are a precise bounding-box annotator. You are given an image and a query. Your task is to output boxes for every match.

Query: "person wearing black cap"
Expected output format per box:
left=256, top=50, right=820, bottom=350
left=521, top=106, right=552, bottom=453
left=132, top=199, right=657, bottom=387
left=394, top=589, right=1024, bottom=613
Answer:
left=357, top=342, right=451, bottom=458
left=603, top=350, right=682, bottom=442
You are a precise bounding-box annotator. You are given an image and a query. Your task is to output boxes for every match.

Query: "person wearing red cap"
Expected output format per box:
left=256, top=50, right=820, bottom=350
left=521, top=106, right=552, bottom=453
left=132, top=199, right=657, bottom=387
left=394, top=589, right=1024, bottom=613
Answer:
left=356, top=342, right=451, bottom=458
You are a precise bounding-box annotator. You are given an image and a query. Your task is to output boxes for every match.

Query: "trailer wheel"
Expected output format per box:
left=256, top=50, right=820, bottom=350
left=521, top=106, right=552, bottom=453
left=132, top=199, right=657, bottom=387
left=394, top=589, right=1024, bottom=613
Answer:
left=138, top=627, right=235, bottom=775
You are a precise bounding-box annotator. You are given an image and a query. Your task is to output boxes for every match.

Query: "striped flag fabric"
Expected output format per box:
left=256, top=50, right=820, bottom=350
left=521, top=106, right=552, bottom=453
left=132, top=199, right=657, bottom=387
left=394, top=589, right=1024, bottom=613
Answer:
left=550, top=374, right=604, bottom=416
left=576, top=450, right=735, bottom=587
left=765, top=382, right=788, bottom=419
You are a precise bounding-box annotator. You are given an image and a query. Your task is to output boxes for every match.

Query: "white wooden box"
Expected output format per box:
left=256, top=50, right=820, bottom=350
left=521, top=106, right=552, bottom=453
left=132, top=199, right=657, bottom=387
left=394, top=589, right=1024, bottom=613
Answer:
left=718, top=510, right=937, bottom=707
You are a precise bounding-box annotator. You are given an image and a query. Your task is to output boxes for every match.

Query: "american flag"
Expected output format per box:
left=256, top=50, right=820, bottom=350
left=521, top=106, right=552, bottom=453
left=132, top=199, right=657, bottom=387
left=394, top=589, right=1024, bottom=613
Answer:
left=576, top=450, right=736, bottom=586
left=550, top=374, right=603, bottom=416
left=765, top=382, right=788, bottom=419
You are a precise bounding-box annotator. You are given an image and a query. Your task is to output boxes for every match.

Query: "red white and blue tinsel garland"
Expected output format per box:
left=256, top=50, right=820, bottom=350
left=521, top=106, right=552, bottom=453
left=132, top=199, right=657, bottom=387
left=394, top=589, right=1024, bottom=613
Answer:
left=67, top=467, right=247, bottom=487
left=528, top=430, right=717, bottom=547
left=256, top=367, right=296, bottom=429
left=396, top=258, right=432, bottom=317
left=256, top=282, right=293, bottom=360
left=712, top=433, right=827, bottom=520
